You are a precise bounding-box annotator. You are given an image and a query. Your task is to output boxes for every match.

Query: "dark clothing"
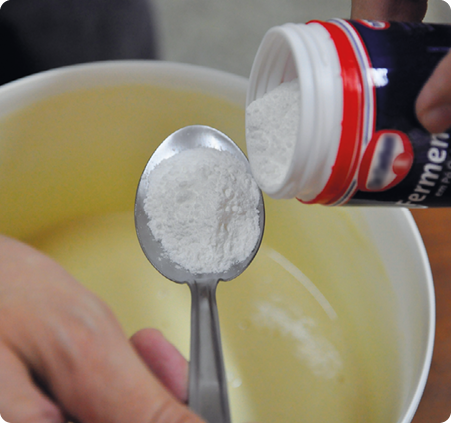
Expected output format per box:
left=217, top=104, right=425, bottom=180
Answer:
left=0, top=0, right=159, bottom=85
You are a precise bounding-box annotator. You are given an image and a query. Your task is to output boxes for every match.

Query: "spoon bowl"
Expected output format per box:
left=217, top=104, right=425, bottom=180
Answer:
left=135, top=125, right=265, bottom=284
left=135, top=125, right=265, bottom=423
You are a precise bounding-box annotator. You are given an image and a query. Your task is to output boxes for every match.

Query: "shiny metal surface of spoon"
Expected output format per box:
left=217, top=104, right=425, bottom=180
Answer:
left=135, top=125, right=265, bottom=423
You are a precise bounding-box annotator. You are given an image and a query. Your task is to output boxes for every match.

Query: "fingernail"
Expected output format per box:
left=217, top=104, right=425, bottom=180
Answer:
left=421, top=104, right=451, bottom=134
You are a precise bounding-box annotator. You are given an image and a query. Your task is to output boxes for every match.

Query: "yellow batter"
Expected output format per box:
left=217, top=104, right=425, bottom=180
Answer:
left=1, top=84, right=401, bottom=423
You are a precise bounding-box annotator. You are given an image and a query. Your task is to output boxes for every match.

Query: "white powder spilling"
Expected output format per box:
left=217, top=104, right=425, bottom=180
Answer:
left=246, top=79, right=300, bottom=192
left=252, top=301, right=343, bottom=379
left=144, top=147, right=261, bottom=274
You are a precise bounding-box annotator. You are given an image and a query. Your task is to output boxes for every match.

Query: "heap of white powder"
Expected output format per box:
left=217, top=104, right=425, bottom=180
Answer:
left=144, top=147, right=261, bottom=274
left=246, top=79, right=299, bottom=192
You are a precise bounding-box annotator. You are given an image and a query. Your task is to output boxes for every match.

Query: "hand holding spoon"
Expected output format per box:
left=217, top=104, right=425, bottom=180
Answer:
left=134, top=125, right=265, bottom=423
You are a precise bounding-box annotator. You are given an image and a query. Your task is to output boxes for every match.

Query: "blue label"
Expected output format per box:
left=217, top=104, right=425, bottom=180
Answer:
left=341, top=21, right=451, bottom=207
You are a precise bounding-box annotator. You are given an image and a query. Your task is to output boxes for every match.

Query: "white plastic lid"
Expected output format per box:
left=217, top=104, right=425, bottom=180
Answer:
left=246, top=22, right=343, bottom=201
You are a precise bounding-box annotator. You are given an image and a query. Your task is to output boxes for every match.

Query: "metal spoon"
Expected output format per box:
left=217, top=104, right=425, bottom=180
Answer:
left=134, top=125, right=265, bottom=423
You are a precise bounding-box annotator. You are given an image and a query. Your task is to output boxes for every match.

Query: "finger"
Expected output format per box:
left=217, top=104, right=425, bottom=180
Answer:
left=416, top=50, right=451, bottom=133
left=43, top=325, right=199, bottom=423
left=131, top=328, right=188, bottom=403
left=0, top=235, right=204, bottom=423
left=350, top=0, right=428, bottom=21
left=0, top=342, right=64, bottom=423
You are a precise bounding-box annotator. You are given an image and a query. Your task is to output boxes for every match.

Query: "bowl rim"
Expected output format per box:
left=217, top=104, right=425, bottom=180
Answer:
left=0, top=60, right=248, bottom=118
left=361, top=207, right=435, bottom=423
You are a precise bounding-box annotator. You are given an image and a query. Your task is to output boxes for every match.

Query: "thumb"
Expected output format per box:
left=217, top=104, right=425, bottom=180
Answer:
left=131, top=328, right=189, bottom=404
left=416, top=50, right=451, bottom=134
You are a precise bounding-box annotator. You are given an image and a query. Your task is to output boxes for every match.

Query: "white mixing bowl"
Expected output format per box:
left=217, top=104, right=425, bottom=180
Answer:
left=0, top=61, right=434, bottom=423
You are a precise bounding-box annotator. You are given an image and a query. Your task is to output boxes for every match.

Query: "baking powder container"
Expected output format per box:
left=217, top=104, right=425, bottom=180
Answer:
left=246, top=20, right=451, bottom=207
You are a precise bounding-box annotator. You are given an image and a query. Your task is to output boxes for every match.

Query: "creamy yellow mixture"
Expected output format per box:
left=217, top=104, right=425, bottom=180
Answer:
left=1, top=84, right=401, bottom=422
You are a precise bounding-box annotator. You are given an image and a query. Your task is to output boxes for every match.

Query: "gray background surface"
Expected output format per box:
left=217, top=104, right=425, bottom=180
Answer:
left=152, top=0, right=451, bottom=77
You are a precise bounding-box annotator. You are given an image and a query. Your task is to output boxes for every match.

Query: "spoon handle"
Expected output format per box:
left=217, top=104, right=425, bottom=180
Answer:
left=188, top=280, right=231, bottom=423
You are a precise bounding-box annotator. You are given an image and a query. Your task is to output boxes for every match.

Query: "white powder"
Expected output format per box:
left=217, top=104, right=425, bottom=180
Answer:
left=144, top=147, right=261, bottom=274
left=252, top=301, right=342, bottom=379
left=246, top=79, right=299, bottom=192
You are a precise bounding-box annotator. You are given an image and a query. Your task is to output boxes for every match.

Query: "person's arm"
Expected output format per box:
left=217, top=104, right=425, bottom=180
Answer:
left=0, top=234, right=200, bottom=423
left=351, top=0, right=451, bottom=134
left=350, top=0, right=427, bottom=22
